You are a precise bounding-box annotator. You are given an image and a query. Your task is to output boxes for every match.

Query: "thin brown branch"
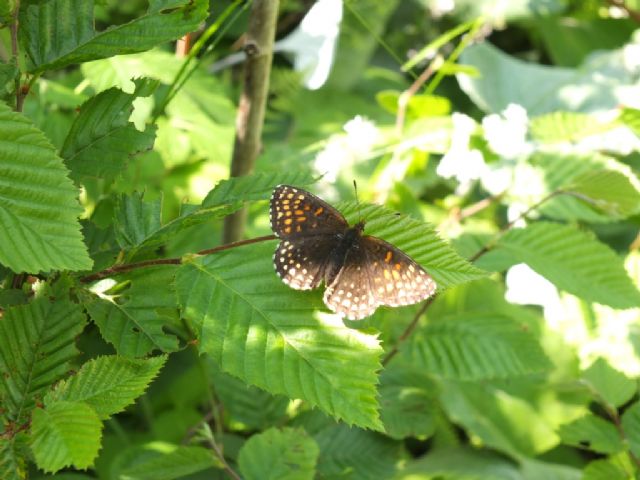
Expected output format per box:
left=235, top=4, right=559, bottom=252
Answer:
left=606, top=0, right=640, bottom=23
left=383, top=190, right=561, bottom=366
left=80, top=234, right=276, bottom=283
left=9, top=0, right=24, bottom=112
left=223, top=0, right=280, bottom=243
left=395, top=55, right=443, bottom=134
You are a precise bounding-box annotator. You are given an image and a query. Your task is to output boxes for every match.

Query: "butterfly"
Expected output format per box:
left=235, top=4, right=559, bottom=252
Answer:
left=269, top=185, right=437, bottom=320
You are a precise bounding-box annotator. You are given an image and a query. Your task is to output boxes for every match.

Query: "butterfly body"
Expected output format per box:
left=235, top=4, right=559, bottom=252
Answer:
left=270, top=185, right=436, bottom=320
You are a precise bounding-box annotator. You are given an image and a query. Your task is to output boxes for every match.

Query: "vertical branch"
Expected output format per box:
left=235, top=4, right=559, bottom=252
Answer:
left=223, top=0, right=280, bottom=243
left=9, top=0, right=24, bottom=112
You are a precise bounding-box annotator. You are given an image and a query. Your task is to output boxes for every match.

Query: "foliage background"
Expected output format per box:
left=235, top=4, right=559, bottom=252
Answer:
left=2, top=0, right=640, bottom=478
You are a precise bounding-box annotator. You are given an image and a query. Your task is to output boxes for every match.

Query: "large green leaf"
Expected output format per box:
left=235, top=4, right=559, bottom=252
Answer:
left=238, top=428, right=319, bottom=480
left=529, top=111, right=617, bottom=144
left=207, top=360, right=289, bottom=431
left=439, top=381, right=559, bottom=458
left=202, top=170, right=318, bottom=207
left=108, top=442, right=218, bottom=480
left=582, top=358, right=636, bottom=409
left=378, top=361, right=437, bottom=440
left=458, top=40, right=640, bottom=114
left=110, top=193, right=238, bottom=261
left=84, top=265, right=179, bottom=357
left=0, top=292, right=85, bottom=424
left=621, top=401, right=640, bottom=457
left=61, top=79, right=157, bottom=181
left=0, top=101, right=92, bottom=273
left=408, top=312, right=551, bottom=380
left=175, top=242, right=383, bottom=430
left=337, top=203, right=487, bottom=290
left=44, top=355, right=166, bottom=419
left=558, top=414, right=623, bottom=454
left=486, top=222, right=640, bottom=309
left=20, top=0, right=209, bottom=73
left=314, top=423, right=402, bottom=480
left=396, top=447, right=521, bottom=480
left=0, top=437, right=26, bottom=480
left=29, top=401, right=102, bottom=473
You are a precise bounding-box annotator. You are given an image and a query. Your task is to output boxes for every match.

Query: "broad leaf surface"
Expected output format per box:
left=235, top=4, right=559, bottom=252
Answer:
left=176, top=242, right=383, bottom=430
left=0, top=102, right=92, bottom=273
left=45, top=355, right=166, bottom=419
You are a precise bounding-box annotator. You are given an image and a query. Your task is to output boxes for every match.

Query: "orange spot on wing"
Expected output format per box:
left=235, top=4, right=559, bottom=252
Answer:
left=294, top=209, right=304, bottom=215
left=394, top=263, right=401, bottom=270
left=296, top=225, right=302, bottom=232
left=296, top=216, right=307, bottom=222
left=314, top=207, right=324, bottom=216
left=284, top=218, right=292, bottom=225
left=284, top=226, right=292, bottom=234
left=304, top=205, right=311, bottom=211
left=384, top=251, right=393, bottom=263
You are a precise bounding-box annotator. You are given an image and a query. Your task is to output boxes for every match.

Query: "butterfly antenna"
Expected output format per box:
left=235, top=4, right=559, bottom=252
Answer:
left=353, top=180, right=364, bottom=225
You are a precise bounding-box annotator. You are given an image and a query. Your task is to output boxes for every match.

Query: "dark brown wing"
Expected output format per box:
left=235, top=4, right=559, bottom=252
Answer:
left=273, top=236, right=335, bottom=290
left=361, top=235, right=436, bottom=308
left=323, top=242, right=378, bottom=320
left=270, top=185, right=348, bottom=239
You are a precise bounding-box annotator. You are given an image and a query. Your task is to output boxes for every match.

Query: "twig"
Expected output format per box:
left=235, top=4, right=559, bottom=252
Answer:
left=382, top=190, right=560, bottom=366
left=606, top=0, right=640, bottom=23
left=395, top=56, right=443, bottom=134
left=80, top=234, right=276, bottom=283
left=223, top=0, right=280, bottom=244
left=9, top=0, right=24, bottom=112
left=205, top=432, right=243, bottom=480
left=439, top=192, right=505, bottom=231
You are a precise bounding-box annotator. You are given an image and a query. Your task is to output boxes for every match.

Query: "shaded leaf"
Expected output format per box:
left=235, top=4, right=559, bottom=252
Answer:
left=84, top=265, right=179, bottom=357
left=621, top=401, right=640, bottom=457
left=238, top=428, right=319, bottom=480
left=582, top=358, right=637, bottom=409
left=558, top=414, right=623, bottom=454
left=114, top=193, right=162, bottom=250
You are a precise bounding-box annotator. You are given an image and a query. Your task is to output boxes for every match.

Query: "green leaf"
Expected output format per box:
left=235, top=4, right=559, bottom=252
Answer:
left=114, top=193, right=162, bottom=249
left=61, top=79, right=157, bottom=181
left=583, top=454, right=635, bottom=480
left=408, top=312, right=551, bottom=380
left=84, top=265, right=179, bottom=357
left=202, top=170, right=318, bottom=207
left=558, top=414, right=623, bottom=454
left=0, top=101, right=92, bottom=273
left=582, top=358, right=637, bottom=409
left=0, top=437, right=26, bottom=480
left=238, top=428, right=319, bottom=480
left=490, top=222, right=640, bottom=309
left=620, top=106, right=640, bottom=137
left=208, top=360, right=289, bottom=431
left=175, top=242, right=383, bottom=430
left=109, top=442, right=217, bottom=480
left=439, top=381, right=559, bottom=458
left=458, top=41, right=640, bottom=114
left=21, top=0, right=209, bottom=73
left=376, top=91, right=451, bottom=118
left=0, top=293, right=85, bottom=423
left=30, top=401, right=102, bottom=473
left=314, top=424, right=402, bottom=480
left=621, top=401, right=640, bottom=457
left=397, top=447, right=522, bottom=480
left=529, top=111, right=617, bottom=143
left=564, top=169, right=640, bottom=219
left=378, top=362, right=437, bottom=440
left=45, top=355, right=166, bottom=419
left=337, top=203, right=487, bottom=290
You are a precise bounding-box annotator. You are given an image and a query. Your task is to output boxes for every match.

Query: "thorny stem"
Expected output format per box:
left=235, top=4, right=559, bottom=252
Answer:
left=80, top=234, right=276, bottom=283
left=382, top=190, right=561, bottom=366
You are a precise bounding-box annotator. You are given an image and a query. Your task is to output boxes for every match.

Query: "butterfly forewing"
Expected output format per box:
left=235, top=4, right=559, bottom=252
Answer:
left=361, top=236, right=436, bottom=308
left=274, top=235, right=335, bottom=290
left=270, top=185, right=348, bottom=238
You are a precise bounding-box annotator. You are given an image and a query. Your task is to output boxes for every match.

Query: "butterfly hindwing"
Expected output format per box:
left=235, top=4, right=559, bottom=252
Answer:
left=323, top=243, right=379, bottom=320
left=274, top=235, right=335, bottom=290
left=361, top=235, right=436, bottom=308
left=270, top=185, right=348, bottom=238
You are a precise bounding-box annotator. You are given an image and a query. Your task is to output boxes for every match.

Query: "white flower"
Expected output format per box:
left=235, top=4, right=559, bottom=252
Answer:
left=505, top=263, right=562, bottom=314
left=343, top=115, right=379, bottom=157
left=482, top=103, right=533, bottom=158
left=437, top=113, right=486, bottom=189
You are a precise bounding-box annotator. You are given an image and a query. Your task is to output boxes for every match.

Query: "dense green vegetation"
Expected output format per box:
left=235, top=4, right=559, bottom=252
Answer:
left=2, top=0, right=640, bottom=478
